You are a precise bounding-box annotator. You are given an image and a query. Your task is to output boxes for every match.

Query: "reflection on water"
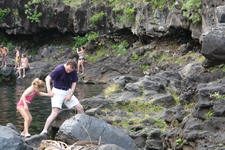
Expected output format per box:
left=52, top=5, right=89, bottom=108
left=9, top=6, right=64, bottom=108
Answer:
left=0, top=83, right=106, bottom=135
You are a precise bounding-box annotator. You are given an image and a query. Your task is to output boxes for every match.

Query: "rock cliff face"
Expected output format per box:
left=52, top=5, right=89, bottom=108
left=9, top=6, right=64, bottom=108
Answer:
left=0, top=0, right=222, bottom=40
left=2, top=0, right=225, bottom=150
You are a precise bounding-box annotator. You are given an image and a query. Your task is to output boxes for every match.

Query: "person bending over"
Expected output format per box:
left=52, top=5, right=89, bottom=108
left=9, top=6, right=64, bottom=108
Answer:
left=40, top=59, right=84, bottom=136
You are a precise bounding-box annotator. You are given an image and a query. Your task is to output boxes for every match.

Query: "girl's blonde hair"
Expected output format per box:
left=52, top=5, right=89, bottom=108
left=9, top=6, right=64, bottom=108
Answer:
left=32, top=78, right=45, bottom=90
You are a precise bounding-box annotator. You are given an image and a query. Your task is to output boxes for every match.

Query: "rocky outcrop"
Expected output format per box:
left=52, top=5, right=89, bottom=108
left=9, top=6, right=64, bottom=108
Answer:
left=1, top=115, right=133, bottom=150
left=55, top=114, right=136, bottom=150
left=0, top=0, right=223, bottom=42
left=0, top=125, right=36, bottom=150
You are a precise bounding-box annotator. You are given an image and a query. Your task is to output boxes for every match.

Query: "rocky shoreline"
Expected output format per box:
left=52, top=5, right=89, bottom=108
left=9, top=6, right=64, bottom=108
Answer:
left=2, top=0, right=225, bottom=149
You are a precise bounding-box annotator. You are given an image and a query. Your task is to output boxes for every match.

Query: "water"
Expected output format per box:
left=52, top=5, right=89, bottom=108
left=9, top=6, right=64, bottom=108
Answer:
left=0, top=83, right=106, bottom=135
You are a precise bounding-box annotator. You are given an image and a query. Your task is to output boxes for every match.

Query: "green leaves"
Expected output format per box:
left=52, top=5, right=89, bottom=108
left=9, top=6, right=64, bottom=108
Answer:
left=181, top=0, right=202, bottom=24
left=89, top=11, right=106, bottom=26
left=0, top=8, right=10, bottom=21
left=24, top=0, right=44, bottom=23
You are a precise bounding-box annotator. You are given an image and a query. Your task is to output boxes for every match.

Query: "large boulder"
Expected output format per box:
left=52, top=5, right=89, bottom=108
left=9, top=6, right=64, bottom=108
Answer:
left=55, top=114, right=136, bottom=150
left=0, top=125, right=35, bottom=150
left=201, top=25, right=225, bottom=67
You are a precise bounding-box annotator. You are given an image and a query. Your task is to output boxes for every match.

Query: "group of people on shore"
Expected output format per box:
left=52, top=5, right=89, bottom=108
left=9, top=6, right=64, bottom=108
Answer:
left=14, top=48, right=33, bottom=78
left=16, top=46, right=86, bottom=138
left=1, top=45, right=85, bottom=78
left=0, top=46, right=32, bottom=78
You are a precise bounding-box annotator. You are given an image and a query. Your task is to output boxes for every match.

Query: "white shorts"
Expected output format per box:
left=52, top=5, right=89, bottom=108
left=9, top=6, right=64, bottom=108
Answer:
left=51, top=87, right=80, bottom=109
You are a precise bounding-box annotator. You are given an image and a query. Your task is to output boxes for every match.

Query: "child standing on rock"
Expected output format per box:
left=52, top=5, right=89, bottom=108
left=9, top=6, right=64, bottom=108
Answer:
left=16, top=78, right=53, bottom=137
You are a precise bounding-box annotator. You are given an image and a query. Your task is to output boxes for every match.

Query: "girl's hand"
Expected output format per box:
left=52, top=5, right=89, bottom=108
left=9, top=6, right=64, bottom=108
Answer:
left=47, top=91, right=54, bottom=98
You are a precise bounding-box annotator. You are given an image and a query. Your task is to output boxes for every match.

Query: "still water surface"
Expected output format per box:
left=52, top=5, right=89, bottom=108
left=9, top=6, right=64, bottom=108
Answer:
left=0, top=83, right=105, bottom=135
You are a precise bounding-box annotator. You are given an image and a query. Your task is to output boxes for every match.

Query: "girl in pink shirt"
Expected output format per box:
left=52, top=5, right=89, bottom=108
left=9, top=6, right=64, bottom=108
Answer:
left=17, top=78, right=53, bottom=137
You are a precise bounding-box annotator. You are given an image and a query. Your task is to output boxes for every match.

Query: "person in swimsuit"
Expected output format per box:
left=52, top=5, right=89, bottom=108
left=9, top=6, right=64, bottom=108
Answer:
left=16, top=78, right=53, bottom=137
left=14, top=47, right=20, bottom=69
left=0, top=46, right=8, bottom=67
left=18, top=54, right=33, bottom=78
left=76, top=46, right=85, bottom=75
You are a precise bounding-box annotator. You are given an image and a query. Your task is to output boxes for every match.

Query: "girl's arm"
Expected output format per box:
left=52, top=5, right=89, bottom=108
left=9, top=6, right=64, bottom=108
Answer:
left=20, top=86, right=33, bottom=110
left=80, top=47, right=84, bottom=52
left=37, top=91, right=53, bottom=97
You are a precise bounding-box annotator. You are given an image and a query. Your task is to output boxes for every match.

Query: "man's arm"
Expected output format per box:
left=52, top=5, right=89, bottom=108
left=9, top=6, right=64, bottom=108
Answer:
left=45, top=75, right=52, bottom=93
left=70, top=82, right=77, bottom=94
left=65, top=82, right=77, bottom=101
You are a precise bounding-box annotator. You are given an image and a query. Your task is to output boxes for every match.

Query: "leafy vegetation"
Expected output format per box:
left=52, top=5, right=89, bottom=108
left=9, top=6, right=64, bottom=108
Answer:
left=205, top=110, right=213, bottom=119
left=209, top=91, right=225, bottom=100
left=73, top=35, right=88, bottom=48
left=115, top=101, right=165, bottom=114
left=104, top=84, right=121, bottom=96
left=176, top=138, right=183, bottom=146
left=0, top=8, right=10, bottom=20
left=145, top=0, right=175, bottom=10
left=89, top=11, right=106, bottom=26
left=141, top=65, right=150, bottom=70
left=24, top=0, right=44, bottom=23
left=181, top=0, right=202, bottom=24
left=111, top=41, right=129, bottom=56
left=72, top=31, right=100, bottom=50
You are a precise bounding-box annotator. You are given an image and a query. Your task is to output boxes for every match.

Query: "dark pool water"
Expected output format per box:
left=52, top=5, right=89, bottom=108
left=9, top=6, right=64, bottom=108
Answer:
left=0, top=83, right=106, bottom=135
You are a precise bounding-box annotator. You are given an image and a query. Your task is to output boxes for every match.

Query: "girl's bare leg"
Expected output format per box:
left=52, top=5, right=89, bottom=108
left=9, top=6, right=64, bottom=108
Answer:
left=18, top=68, right=21, bottom=78
left=17, top=107, right=32, bottom=135
left=23, top=68, right=26, bottom=77
left=77, top=61, right=81, bottom=73
left=81, top=60, right=85, bottom=74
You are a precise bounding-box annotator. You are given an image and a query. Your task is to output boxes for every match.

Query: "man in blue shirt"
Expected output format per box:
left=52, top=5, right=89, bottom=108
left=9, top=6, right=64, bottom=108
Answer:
left=40, top=59, right=84, bottom=135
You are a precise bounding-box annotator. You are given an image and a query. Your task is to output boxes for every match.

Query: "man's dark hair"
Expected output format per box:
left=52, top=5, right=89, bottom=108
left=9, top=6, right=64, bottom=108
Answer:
left=66, top=59, right=77, bottom=69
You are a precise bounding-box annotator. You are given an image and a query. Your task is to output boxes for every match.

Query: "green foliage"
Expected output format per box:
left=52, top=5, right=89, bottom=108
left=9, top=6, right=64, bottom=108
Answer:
left=176, top=138, right=183, bottom=146
left=144, top=0, right=175, bottom=11
left=210, top=91, right=225, bottom=100
left=24, top=0, right=44, bottom=23
left=6, top=42, right=13, bottom=50
left=62, top=0, right=84, bottom=7
left=0, top=8, right=10, bottom=20
left=72, top=31, right=100, bottom=50
left=85, top=43, right=112, bottom=62
left=73, top=35, right=88, bottom=48
left=205, top=110, right=213, bottom=119
left=132, top=54, right=139, bottom=60
left=111, top=41, right=129, bottom=56
left=116, top=101, right=165, bottom=114
left=87, top=31, right=99, bottom=41
left=209, top=64, right=225, bottom=72
left=147, top=0, right=172, bottom=9
left=184, top=102, right=194, bottom=110
left=172, top=93, right=180, bottom=104
left=124, top=7, right=135, bottom=22
left=181, top=0, right=202, bottom=24
left=112, top=3, right=135, bottom=23
left=89, top=11, right=105, bottom=26
left=153, top=118, right=166, bottom=128
left=104, top=84, right=121, bottom=97
left=141, top=65, right=149, bottom=70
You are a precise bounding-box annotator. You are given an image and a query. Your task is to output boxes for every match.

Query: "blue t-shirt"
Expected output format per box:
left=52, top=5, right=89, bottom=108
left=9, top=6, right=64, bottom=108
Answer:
left=49, top=64, right=78, bottom=89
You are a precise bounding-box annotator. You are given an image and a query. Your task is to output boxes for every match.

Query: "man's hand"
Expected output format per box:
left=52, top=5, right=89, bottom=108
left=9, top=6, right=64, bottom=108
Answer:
left=64, top=93, right=72, bottom=102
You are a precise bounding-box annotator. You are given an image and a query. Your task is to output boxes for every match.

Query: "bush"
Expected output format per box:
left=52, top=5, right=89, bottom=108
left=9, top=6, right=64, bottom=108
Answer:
left=0, top=8, right=10, bottom=20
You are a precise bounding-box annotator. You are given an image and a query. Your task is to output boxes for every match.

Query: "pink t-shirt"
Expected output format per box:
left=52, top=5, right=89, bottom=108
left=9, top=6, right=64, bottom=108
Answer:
left=16, top=90, right=36, bottom=108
